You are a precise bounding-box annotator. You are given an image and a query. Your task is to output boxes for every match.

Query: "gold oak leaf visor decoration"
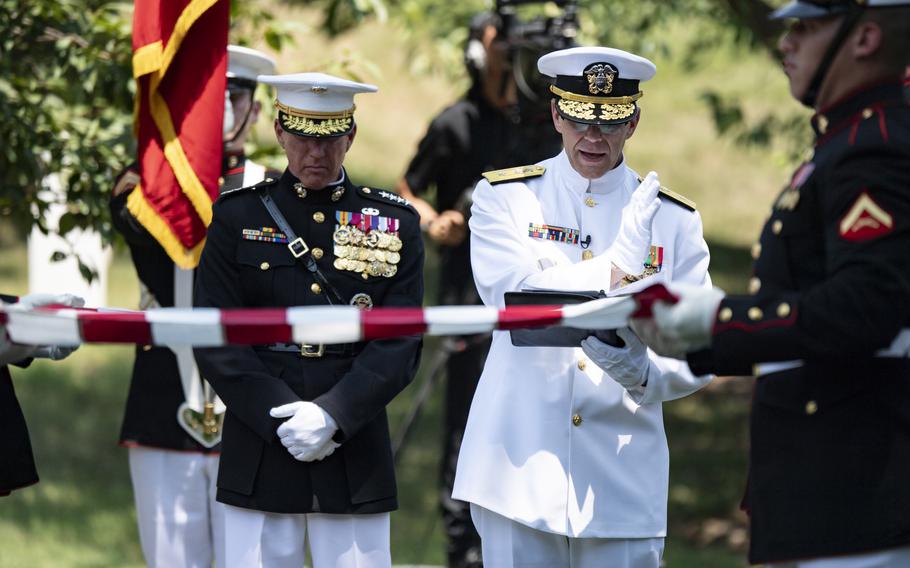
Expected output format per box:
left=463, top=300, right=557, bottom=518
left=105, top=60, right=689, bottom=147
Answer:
left=537, top=47, right=657, bottom=126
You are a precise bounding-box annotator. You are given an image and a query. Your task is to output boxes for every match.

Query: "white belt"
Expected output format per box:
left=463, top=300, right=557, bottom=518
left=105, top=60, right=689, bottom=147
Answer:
left=754, top=360, right=804, bottom=376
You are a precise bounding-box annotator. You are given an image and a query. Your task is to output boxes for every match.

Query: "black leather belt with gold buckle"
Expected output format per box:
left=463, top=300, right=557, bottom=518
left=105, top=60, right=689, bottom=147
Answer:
left=257, top=343, right=359, bottom=358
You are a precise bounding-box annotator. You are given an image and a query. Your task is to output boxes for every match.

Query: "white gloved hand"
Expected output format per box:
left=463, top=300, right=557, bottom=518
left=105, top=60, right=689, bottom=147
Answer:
left=270, top=401, right=339, bottom=462
left=0, top=293, right=85, bottom=365
left=32, top=345, right=78, bottom=361
left=581, top=328, right=650, bottom=389
left=16, top=293, right=85, bottom=311
left=611, top=172, right=662, bottom=275
left=631, top=283, right=725, bottom=359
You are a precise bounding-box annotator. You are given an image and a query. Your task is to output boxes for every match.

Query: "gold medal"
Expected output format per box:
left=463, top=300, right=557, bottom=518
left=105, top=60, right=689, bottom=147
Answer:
left=387, top=251, right=400, bottom=265
left=378, top=232, right=392, bottom=249
left=333, top=226, right=352, bottom=245
left=334, top=258, right=347, bottom=270
left=366, top=231, right=380, bottom=248
left=351, top=228, right=365, bottom=245
left=383, top=264, right=398, bottom=278
left=388, top=236, right=402, bottom=252
left=374, top=250, right=387, bottom=262
left=367, top=261, right=383, bottom=277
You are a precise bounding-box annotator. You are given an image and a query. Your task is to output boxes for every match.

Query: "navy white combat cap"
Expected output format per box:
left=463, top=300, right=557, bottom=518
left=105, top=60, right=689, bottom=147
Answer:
left=227, top=45, right=276, bottom=89
left=772, top=0, right=910, bottom=19
left=258, top=73, right=378, bottom=138
left=537, top=46, right=656, bottom=126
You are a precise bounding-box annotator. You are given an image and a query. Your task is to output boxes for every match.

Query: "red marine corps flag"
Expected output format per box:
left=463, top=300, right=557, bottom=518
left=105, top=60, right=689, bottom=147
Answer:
left=128, top=0, right=229, bottom=268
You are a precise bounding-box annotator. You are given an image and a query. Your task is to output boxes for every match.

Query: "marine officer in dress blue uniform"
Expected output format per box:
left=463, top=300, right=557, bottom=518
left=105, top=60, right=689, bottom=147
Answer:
left=634, top=1, right=910, bottom=566
left=193, top=72, right=424, bottom=567
left=110, top=45, right=277, bottom=568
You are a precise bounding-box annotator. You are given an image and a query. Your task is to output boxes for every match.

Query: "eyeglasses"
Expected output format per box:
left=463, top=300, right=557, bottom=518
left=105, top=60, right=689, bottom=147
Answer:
left=564, top=119, right=626, bottom=136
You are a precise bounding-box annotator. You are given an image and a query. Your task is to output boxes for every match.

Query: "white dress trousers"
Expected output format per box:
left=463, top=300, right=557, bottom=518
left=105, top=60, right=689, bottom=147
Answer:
left=454, top=151, right=713, bottom=543
left=472, top=504, right=664, bottom=568
left=128, top=446, right=225, bottom=568
left=223, top=504, right=391, bottom=568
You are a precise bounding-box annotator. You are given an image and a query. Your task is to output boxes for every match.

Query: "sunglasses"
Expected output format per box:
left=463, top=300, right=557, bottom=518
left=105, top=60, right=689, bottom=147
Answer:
left=564, top=119, right=626, bottom=135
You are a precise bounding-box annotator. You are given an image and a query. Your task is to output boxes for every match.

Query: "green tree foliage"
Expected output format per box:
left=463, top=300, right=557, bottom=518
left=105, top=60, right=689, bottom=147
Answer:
left=0, top=0, right=793, bottom=250
left=0, top=0, right=134, bottom=242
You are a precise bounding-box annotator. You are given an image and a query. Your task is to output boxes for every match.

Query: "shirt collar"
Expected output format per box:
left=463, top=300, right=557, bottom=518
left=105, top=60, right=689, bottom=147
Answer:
left=554, top=150, right=628, bottom=196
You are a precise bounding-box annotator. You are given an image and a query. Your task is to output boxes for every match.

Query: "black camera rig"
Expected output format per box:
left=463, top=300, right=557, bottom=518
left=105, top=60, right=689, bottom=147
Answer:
left=495, top=0, right=579, bottom=114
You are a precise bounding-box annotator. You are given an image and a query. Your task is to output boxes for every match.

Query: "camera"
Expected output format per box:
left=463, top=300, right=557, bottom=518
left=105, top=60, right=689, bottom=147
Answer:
left=496, top=0, right=579, bottom=118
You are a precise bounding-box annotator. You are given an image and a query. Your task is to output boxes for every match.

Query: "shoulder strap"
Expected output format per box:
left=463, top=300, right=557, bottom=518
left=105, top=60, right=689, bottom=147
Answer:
left=482, top=165, right=546, bottom=185
left=258, top=189, right=346, bottom=306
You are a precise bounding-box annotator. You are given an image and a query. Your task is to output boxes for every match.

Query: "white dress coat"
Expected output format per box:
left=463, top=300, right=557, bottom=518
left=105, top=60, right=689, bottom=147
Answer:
left=452, top=150, right=712, bottom=539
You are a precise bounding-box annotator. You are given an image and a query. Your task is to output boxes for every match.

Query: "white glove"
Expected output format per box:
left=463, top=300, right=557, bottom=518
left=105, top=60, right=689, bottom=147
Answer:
left=270, top=401, right=340, bottom=462
left=581, top=328, right=650, bottom=389
left=611, top=172, right=662, bottom=275
left=0, top=293, right=85, bottom=365
left=631, top=283, right=725, bottom=359
left=32, top=345, right=79, bottom=360
left=17, top=293, right=85, bottom=311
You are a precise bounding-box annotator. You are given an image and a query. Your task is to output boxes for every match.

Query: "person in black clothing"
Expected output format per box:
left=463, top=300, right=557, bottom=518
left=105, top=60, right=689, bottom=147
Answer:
left=395, top=13, right=563, bottom=568
left=193, top=72, right=424, bottom=567
left=634, top=1, right=910, bottom=566
left=1, top=292, right=83, bottom=496
left=109, top=45, right=276, bottom=568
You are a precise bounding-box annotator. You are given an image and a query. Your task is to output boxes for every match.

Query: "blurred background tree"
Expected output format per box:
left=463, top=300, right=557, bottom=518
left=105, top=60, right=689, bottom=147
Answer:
left=1, top=0, right=800, bottom=247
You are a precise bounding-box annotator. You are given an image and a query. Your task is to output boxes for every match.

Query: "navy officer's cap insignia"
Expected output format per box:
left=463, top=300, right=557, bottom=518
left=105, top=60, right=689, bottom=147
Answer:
left=585, top=63, right=617, bottom=95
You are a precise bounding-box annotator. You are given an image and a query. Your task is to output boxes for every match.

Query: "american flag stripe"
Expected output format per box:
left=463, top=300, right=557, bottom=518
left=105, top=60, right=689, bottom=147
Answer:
left=0, top=287, right=676, bottom=347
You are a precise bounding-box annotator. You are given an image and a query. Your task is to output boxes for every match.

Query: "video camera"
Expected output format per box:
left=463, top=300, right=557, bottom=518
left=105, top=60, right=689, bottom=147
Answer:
left=495, top=0, right=579, bottom=119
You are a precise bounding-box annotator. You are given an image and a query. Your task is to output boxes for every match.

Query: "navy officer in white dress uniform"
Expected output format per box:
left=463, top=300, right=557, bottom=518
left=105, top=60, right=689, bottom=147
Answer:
left=453, top=47, right=713, bottom=567
left=193, top=73, right=424, bottom=567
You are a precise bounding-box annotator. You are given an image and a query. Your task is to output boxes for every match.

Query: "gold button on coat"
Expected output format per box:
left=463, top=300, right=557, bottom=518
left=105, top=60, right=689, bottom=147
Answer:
left=142, top=344, right=152, bottom=352
left=718, top=307, right=733, bottom=322
left=862, top=107, right=874, bottom=119
left=772, top=220, right=783, bottom=235
left=582, top=250, right=594, bottom=261
left=312, top=247, right=324, bottom=260
left=585, top=196, right=596, bottom=208
left=310, top=283, right=322, bottom=294
left=748, top=307, right=763, bottom=321
left=777, top=303, right=791, bottom=318
left=260, top=262, right=270, bottom=271
left=749, top=277, right=761, bottom=295
left=577, top=360, right=587, bottom=371
left=751, top=243, right=762, bottom=259
left=572, top=414, right=583, bottom=427
left=362, top=187, right=371, bottom=194
left=313, top=211, right=325, bottom=223
left=805, top=400, right=818, bottom=415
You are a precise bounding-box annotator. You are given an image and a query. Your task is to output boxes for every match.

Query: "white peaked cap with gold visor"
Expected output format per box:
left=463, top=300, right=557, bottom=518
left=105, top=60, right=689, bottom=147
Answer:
left=538, top=46, right=656, bottom=125
left=258, top=72, right=378, bottom=138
